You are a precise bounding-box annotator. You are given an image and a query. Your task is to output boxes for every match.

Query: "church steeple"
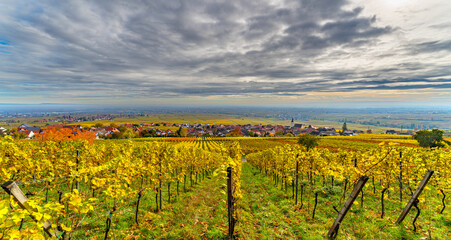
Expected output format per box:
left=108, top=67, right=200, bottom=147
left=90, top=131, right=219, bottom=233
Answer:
left=291, top=118, right=294, bottom=128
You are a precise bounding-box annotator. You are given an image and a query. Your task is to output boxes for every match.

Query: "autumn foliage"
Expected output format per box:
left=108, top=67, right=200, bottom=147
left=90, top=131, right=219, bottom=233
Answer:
left=37, top=127, right=96, bottom=143
left=227, top=126, right=243, bottom=137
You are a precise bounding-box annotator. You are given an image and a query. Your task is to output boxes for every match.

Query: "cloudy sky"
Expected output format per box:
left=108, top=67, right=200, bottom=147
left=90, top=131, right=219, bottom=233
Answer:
left=0, top=0, right=450, bottom=107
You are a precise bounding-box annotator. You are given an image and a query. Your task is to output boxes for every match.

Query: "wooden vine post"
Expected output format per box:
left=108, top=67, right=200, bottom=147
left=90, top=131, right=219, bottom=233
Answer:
left=159, top=158, right=163, bottom=211
left=227, top=167, right=235, bottom=239
left=396, top=169, right=434, bottom=224
left=76, top=150, right=80, bottom=192
left=399, top=151, right=402, bottom=202
left=295, top=160, right=299, bottom=205
left=2, top=181, right=60, bottom=238
left=327, top=175, right=369, bottom=239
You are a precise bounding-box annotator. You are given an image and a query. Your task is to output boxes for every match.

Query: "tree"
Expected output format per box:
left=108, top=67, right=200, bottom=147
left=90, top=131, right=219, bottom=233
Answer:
left=123, top=129, right=137, bottom=139
left=14, top=132, right=28, bottom=139
left=275, top=130, right=284, bottom=137
left=413, top=129, right=447, bottom=148
left=94, top=123, right=104, bottom=128
left=227, top=127, right=243, bottom=137
left=111, top=132, right=123, bottom=139
left=297, top=134, right=320, bottom=151
left=177, top=127, right=188, bottom=137
left=342, top=122, right=348, bottom=132
left=37, top=127, right=96, bottom=143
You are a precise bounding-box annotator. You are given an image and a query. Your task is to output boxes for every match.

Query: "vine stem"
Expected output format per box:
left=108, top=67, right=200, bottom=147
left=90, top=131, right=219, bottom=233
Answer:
left=312, top=192, right=318, bottom=220
left=439, top=189, right=446, bottom=214
left=381, top=188, right=388, bottom=218
left=412, top=199, right=420, bottom=232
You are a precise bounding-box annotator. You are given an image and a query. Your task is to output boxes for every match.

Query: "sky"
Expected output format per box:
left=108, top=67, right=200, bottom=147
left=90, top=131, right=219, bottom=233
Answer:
left=0, top=0, right=450, bottom=107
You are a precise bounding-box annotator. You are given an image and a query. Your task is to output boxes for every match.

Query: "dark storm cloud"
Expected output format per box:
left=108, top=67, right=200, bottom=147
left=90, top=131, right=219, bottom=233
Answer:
left=0, top=0, right=447, bottom=101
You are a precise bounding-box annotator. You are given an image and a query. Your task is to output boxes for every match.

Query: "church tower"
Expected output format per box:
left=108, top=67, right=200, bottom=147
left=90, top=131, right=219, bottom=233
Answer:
left=291, top=118, right=294, bottom=128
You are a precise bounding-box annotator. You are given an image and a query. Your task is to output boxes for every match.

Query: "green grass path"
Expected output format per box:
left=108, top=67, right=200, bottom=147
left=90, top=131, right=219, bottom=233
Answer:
left=133, top=173, right=229, bottom=239
left=236, top=163, right=324, bottom=240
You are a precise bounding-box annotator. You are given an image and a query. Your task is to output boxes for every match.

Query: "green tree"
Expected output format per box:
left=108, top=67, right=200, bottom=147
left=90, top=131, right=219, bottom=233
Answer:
left=275, top=130, right=284, bottom=137
left=297, top=134, right=320, bottom=151
left=14, top=132, right=28, bottom=139
left=94, top=123, right=104, bottom=128
left=342, top=122, right=348, bottom=132
left=413, top=129, right=447, bottom=148
left=177, top=127, right=188, bottom=137
left=111, top=132, right=123, bottom=139
left=124, top=129, right=137, bottom=139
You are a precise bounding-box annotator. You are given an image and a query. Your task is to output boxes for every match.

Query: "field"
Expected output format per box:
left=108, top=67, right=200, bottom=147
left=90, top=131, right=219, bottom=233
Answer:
left=132, top=134, right=421, bottom=153
left=0, top=135, right=450, bottom=239
left=0, top=113, right=289, bottom=129
left=4, top=112, right=450, bottom=134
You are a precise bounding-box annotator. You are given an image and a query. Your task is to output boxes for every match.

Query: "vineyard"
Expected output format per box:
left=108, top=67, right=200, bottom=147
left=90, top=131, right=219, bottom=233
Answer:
left=1, top=135, right=450, bottom=239
left=0, top=136, right=242, bottom=239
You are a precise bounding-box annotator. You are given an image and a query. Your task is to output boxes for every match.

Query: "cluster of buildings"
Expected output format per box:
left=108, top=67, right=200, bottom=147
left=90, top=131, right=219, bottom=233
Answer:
left=8, top=124, right=83, bottom=138
left=0, top=119, right=368, bottom=139
left=92, top=119, right=350, bottom=138
left=385, top=130, right=412, bottom=135
left=0, top=126, right=6, bottom=135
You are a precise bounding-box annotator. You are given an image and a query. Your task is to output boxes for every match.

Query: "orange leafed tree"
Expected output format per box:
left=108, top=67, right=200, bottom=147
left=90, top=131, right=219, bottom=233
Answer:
left=228, top=127, right=243, bottom=137
left=37, top=127, right=96, bottom=143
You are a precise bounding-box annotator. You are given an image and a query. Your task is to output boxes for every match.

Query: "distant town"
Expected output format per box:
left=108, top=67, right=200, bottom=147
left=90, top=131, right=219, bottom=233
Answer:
left=0, top=117, right=412, bottom=139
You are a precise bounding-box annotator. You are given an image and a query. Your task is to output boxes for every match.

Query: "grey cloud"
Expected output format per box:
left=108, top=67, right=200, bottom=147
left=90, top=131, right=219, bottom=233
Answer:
left=414, top=40, right=451, bottom=53
left=0, top=0, right=447, bottom=102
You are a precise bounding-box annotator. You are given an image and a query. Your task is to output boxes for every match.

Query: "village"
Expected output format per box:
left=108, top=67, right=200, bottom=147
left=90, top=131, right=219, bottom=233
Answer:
left=0, top=118, right=406, bottom=139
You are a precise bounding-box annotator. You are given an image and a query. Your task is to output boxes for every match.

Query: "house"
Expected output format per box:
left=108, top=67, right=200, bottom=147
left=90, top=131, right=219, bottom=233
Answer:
left=133, top=127, right=143, bottom=134
left=163, top=129, right=175, bottom=136
left=26, top=127, right=41, bottom=132
left=17, top=125, right=41, bottom=138
left=21, top=130, right=36, bottom=138
left=342, top=131, right=354, bottom=136
left=105, top=126, right=119, bottom=133
left=18, top=124, right=32, bottom=129
left=96, top=130, right=108, bottom=138
left=0, top=127, right=6, bottom=135
left=385, top=130, right=400, bottom=135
